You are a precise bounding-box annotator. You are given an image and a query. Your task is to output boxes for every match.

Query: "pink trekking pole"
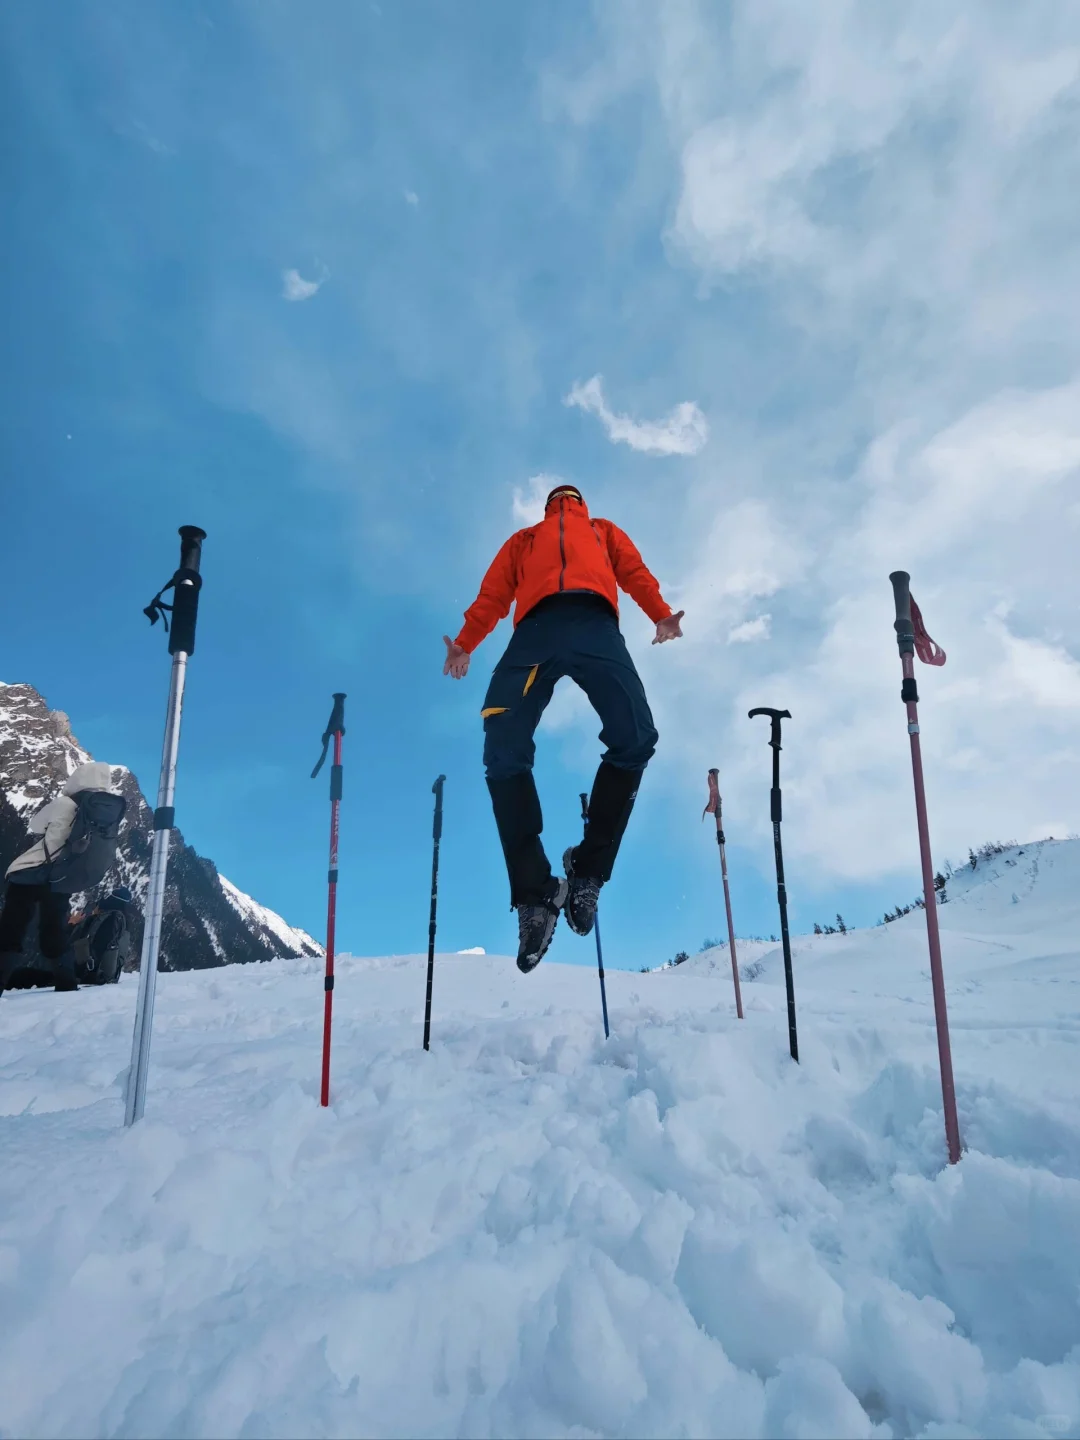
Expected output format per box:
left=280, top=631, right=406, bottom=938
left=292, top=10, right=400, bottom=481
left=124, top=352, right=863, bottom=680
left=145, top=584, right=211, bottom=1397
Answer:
left=312, top=693, right=346, bottom=1107
left=889, top=572, right=962, bottom=1165
left=704, top=770, right=743, bottom=1019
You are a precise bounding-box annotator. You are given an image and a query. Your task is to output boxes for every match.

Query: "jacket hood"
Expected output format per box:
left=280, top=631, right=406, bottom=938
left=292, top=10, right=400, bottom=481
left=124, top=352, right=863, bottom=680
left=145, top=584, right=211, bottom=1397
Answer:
left=543, top=492, right=591, bottom=521
left=63, top=761, right=116, bottom=796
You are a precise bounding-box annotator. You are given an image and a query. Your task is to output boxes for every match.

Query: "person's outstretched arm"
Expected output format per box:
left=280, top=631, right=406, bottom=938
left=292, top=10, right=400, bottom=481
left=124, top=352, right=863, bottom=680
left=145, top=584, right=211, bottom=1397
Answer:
left=443, top=533, right=520, bottom=679
left=604, top=523, right=684, bottom=644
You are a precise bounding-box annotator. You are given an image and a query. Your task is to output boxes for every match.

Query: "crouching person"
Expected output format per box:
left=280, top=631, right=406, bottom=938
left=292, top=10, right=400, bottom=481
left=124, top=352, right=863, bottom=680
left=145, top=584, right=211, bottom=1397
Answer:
left=70, top=885, right=134, bottom=986
left=0, top=761, right=126, bottom=994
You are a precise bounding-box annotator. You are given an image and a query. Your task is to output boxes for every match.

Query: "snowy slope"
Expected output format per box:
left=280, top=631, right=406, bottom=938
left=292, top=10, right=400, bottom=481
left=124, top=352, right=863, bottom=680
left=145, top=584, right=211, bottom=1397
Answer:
left=2, top=850, right=1080, bottom=1438
left=685, top=838, right=1080, bottom=1019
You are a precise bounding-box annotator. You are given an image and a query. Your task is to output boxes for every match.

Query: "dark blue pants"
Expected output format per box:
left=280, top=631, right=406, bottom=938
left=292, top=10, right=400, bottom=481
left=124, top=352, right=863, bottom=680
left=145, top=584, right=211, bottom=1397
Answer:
left=482, top=594, right=657, bottom=905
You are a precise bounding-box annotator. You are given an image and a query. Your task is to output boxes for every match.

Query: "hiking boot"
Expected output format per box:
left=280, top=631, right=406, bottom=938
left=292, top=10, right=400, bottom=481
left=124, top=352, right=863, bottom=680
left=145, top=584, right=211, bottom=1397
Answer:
left=0, top=953, right=20, bottom=997
left=53, top=952, right=79, bottom=993
left=562, top=848, right=602, bottom=937
left=516, top=879, right=567, bottom=973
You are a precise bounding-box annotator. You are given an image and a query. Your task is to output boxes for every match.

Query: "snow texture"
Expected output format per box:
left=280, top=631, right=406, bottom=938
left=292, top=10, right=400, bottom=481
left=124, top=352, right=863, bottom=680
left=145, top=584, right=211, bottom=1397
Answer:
left=2, top=840, right=1079, bottom=1438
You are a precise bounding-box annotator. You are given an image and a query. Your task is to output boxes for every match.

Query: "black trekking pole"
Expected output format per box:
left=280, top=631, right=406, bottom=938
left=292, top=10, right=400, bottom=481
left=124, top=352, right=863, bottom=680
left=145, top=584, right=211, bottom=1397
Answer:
left=125, top=526, right=207, bottom=1126
left=748, top=707, right=798, bottom=1062
left=312, top=693, right=346, bottom=1107
left=580, top=792, right=610, bottom=1040
left=422, top=775, right=446, bottom=1052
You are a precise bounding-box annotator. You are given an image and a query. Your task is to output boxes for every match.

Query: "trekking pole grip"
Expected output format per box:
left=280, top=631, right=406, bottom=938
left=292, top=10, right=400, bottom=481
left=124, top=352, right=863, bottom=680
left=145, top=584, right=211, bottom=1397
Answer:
left=432, top=775, right=445, bottom=840
left=706, top=768, right=723, bottom=841
left=311, top=693, right=347, bottom=781
left=178, top=525, right=206, bottom=575
left=169, top=526, right=207, bottom=656
left=889, top=570, right=915, bottom=656
left=748, top=707, right=791, bottom=746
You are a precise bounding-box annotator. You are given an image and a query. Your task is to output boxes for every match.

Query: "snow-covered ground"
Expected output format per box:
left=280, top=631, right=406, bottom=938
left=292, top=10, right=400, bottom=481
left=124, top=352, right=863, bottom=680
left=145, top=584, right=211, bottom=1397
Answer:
left=2, top=841, right=1080, bottom=1438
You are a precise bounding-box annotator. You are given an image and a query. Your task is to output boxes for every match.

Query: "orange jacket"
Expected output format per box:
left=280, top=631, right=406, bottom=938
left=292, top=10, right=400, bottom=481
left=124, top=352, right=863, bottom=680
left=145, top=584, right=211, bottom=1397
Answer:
left=455, top=493, right=672, bottom=653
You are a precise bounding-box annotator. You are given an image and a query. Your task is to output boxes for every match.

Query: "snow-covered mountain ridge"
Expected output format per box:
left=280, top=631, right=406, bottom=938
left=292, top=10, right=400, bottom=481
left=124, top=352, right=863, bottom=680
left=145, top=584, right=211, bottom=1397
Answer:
left=0, top=682, right=320, bottom=973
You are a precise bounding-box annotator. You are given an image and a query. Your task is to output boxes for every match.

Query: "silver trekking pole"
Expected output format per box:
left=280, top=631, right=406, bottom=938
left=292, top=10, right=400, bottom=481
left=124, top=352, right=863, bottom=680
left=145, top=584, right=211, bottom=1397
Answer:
left=124, top=526, right=207, bottom=1126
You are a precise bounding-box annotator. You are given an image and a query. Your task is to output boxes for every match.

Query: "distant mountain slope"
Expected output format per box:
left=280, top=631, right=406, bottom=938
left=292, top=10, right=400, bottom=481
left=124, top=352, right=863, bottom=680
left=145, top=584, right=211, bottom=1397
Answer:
left=0, top=682, right=321, bottom=977
left=671, top=837, right=1078, bottom=994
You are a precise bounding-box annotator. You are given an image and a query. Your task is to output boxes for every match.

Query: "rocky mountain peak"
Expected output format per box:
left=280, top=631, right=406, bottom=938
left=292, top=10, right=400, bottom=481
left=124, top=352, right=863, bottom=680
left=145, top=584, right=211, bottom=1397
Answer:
left=0, top=682, right=322, bottom=981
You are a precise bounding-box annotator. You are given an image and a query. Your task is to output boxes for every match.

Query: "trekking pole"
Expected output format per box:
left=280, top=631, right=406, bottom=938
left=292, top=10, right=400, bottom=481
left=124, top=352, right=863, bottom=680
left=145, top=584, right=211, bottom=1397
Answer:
left=312, top=693, right=346, bottom=1107
left=704, top=770, right=744, bottom=1019
left=422, top=775, right=446, bottom=1052
left=125, top=525, right=207, bottom=1126
left=890, top=571, right=962, bottom=1165
left=748, top=708, right=798, bottom=1062
left=580, top=793, right=610, bottom=1040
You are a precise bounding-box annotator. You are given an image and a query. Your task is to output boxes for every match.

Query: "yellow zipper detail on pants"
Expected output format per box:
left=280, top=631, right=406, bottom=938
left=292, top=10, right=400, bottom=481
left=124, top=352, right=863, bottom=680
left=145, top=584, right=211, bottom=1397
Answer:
left=522, top=665, right=539, bottom=696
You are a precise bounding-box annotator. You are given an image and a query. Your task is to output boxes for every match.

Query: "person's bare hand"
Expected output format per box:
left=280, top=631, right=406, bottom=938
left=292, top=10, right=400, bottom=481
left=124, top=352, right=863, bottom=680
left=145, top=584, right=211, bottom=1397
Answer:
left=652, top=611, right=685, bottom=645
left=443, top=635, right=470, bottom=679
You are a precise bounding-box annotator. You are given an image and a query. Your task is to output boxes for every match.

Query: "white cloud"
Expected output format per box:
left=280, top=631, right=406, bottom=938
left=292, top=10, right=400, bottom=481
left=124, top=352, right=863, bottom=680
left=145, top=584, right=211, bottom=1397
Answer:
left=991, top=619, right=1080, bottom=710
left=404, top=190, right=419, bottom=206
left=564, top=374, right=708, bottom=456
left=281, top=267, right=326, bottom=302
left=551, top=1, right=1080, bottom=888
left=512, top=473, right=564, bottom=526
left=729, top=615, right=771, bottom=644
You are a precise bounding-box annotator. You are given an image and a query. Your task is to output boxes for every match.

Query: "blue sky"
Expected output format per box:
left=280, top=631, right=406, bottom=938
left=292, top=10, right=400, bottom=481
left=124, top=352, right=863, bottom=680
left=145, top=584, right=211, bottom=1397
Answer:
left=3, top=1, right=1079, bottom=970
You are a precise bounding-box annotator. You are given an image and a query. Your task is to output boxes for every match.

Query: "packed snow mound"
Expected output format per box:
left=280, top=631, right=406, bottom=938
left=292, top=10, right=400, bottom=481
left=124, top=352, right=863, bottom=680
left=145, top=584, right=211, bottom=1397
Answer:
left=2, top=899, right=1080, bottom=1437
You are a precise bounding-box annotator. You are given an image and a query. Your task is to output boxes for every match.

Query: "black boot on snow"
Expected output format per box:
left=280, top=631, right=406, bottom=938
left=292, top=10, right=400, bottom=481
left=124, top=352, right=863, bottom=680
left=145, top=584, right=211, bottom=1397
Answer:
left=516, top=879, right=568, bottom=973
left=53, top=951, right=79, bottom=993
left=562, top=849, right=602, bottom=937
left=0, top=952, right=20, bottom=998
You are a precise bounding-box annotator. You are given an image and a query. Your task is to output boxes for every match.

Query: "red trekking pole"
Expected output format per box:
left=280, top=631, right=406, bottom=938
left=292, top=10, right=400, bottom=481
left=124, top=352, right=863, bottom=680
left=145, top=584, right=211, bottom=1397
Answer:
left=312, top=693, right=346, bottom=1107
left=889, top=573, right=962, bottom=1165
left=703, top=770, right=743, bottom=1019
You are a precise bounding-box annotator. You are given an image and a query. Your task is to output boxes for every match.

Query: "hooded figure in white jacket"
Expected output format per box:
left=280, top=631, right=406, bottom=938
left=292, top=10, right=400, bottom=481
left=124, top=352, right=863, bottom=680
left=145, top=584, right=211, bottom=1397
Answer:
left=0, top=761, right=118, bottom=991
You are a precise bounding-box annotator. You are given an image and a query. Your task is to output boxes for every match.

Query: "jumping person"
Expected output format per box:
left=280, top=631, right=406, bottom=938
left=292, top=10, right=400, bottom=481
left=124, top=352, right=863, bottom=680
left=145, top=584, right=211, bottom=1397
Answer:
left=443, top=483, right=683, bottom=972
